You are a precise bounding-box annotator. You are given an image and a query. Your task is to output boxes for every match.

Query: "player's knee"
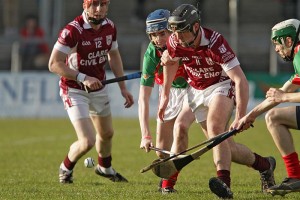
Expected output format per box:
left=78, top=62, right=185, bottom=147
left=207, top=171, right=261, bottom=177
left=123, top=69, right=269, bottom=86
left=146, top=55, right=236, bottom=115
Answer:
left=100, top=130, right=114, bottom=141
left=265, top=108, right=280, bottom=126
left=174, top=122, right=188, bottom=137
left=79, top=138, right=95, bottom=152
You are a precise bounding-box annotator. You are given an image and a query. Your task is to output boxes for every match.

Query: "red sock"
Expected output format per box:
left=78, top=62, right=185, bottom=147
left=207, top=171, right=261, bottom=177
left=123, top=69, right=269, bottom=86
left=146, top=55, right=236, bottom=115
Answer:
left=63, top=155, right=76, bottom=170
left=251, top=153, right=270, bottom=172
left=98, top=155, right=112, bottom=168
left=162, top=172, right=179, bottom=188
left=283, top=152, right=300, bottom=179
left=217, top=170, right=231, bottom=188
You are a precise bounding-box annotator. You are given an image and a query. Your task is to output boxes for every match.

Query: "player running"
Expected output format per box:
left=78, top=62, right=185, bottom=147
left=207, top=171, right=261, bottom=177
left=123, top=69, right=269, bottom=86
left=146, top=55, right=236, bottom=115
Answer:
left=158, top=4, right=276, bottom=199
left=138, top=9, right=195, bottom=193
left=48, top=0, right=133, bottom=184
left=238, top=19, right=300, bottom=196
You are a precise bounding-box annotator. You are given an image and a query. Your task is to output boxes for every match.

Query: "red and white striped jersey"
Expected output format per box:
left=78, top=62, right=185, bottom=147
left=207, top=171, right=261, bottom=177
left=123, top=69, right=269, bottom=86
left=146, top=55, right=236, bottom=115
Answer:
left=167, top=27, right=240, bottom=90
left=54, top=12, right=117, bottom=90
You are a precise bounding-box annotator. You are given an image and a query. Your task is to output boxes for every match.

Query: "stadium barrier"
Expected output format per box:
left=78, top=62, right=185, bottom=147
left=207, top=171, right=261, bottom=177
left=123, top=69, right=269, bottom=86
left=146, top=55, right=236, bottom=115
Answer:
left=0, top=72, right=293, bottom=118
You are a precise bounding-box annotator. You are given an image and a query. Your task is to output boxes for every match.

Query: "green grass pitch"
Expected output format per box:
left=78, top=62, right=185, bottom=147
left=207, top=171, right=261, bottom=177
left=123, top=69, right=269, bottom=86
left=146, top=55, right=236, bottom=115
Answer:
left=0, top=118, right=300, bottom=200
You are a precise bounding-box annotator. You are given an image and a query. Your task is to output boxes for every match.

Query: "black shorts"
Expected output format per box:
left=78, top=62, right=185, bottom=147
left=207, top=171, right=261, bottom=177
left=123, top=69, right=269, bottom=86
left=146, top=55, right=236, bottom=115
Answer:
left=296, top=106, right=300, bottom=130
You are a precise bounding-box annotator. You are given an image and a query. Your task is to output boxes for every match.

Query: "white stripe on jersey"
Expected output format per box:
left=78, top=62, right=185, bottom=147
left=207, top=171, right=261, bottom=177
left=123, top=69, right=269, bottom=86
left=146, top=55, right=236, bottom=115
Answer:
left=169, top=34, right=177, bottom=50
left=106, top=18, right=115, bottom=28
left=69, top=21, right=83, bottom=34
left=111, top=41, right=118, bottom=51
left=209, top=31, right=220, bottom=48
left=54, top=41, right=72, bottom=54
left=221, top=57, right=240, bottom=72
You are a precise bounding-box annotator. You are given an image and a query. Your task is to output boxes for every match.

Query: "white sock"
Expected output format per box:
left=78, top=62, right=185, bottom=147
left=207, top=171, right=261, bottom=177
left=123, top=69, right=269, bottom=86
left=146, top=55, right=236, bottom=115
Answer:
left=98, top=165, right=115, bottom=175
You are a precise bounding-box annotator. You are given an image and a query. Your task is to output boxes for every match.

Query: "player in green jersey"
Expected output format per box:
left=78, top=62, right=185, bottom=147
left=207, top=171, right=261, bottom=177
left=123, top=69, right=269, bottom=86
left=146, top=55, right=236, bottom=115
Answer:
left=138, top=9, right=195, bottom=194
left=238, top=19, right=300, bottom=197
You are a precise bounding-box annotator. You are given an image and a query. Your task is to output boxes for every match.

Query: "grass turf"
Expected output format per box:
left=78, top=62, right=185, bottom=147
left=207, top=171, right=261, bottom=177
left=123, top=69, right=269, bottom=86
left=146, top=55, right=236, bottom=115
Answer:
left=0, top=118, right=300, bottom=199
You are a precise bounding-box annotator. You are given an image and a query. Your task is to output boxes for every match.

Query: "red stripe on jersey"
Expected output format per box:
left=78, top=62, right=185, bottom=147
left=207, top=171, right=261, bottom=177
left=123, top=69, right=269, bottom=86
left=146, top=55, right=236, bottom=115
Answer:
left=294, top=43, right=300, bottom=55
left=60, top=82, right=73, bottom=108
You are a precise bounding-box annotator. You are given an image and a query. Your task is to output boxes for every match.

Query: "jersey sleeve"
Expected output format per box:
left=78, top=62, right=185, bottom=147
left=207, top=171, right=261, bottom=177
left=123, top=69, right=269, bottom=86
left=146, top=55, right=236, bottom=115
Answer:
left=140, top=43, right=158, bottom=87
left=209, top=34, right=239, bottom=71
left=289, top=50, right=300, bottom=85
left=108, top=19, right=118, bottom=51
left=166, top=34, right=180, bottom=61
left=54, top=22, right=80, bottom=54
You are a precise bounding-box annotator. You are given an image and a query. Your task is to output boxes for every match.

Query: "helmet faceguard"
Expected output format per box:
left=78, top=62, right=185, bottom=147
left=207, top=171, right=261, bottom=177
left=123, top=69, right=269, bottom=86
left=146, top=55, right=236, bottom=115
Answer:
left=146, top=9, right=170, bottom=51
left=271, top=19, right=300, bottom=61
left=168, top=4, right=201, bottom=47
left=83, top=0, right=110, bottom=25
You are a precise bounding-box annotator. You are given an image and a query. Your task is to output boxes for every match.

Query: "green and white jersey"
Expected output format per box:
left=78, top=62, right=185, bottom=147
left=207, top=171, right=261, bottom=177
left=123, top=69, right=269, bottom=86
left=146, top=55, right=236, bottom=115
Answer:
left=289, top=43, right=300, bottom=84
left=140, top=42, right=188, bottom=88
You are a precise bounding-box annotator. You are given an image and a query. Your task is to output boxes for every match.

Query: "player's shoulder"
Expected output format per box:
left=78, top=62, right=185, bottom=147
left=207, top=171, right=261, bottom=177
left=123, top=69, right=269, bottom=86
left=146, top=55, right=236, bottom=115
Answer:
left=295, top=43, right=300, bottom=55
left=144, top=42, right=159, bottom=60
left=168, top=33, right=178, bottom=49
left=202, top=27, right=226, bottom=48
left=145, top=42, right=156, bottom=54
left=103, top=18, right=116, bottom=29
left=65, top=15, right=84, bottom=35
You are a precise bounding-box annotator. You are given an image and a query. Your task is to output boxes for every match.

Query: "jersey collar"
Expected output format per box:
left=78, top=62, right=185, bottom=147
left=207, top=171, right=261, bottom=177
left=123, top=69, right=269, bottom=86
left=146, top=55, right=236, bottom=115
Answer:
left=199, top=27, right=209, bottom=46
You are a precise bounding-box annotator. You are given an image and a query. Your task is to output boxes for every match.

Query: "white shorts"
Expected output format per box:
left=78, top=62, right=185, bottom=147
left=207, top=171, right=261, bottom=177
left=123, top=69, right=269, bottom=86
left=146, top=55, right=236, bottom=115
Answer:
left=158, top=85, right=187, bottom=121
left=187, top=80, right=235, bottom=123
left=60, top=87, right=111, bottom=122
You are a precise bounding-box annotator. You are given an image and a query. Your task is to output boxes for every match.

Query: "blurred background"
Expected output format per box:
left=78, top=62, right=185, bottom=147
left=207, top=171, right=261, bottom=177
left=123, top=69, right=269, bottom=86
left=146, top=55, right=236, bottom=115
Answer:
left=0, top=0, right=299, bottom=118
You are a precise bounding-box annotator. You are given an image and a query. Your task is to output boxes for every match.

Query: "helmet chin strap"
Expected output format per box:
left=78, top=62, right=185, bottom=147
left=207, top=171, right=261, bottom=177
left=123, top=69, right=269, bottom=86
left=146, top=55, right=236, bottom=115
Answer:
left=85, top=10, right=104, bottom=25
left=184, top=25, right=200, bottom=47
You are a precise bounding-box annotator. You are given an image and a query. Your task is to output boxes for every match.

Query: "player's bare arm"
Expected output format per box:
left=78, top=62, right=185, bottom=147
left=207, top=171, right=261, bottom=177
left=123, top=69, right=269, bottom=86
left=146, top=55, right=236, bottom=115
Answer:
left=266, top=81, right=300, bottom=103
left=49, top=49, right=102, bottom=90
left=49, top=49, right=78, bottom=80
left=108, top=49, right=134, bottom=108
left=158, top=50, right=180, bottom=121
left=236, top=82, right=296, bottom=131
left=226, top=65, right=249, bottom=130
left=138, top=85, right=154, bottom=152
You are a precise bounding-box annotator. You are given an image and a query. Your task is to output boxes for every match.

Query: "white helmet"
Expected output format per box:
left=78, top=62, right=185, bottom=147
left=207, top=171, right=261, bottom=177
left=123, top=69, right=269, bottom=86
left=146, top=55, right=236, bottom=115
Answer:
left=271, top=19, right=300, bottom=61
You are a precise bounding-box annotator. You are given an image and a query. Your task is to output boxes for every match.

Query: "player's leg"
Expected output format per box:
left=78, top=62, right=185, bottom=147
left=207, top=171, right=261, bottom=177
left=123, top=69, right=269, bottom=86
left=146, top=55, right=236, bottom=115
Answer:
left=208, top=91, right=275, bottom=193
left=90, top=88, right=128, bottom=182
left=157, top=87, right=190, bottom=193
left=265, top=106, right=298, bottom=155
left=68, top=118, right=96, bottom=161
left=204, top=95, right=234, bottom=199
left=171, top=99, right=195, bottom=154
left=156, top=119, right=175, bottom=159
left=265, top=106, right=300, bottom=195
left=156, top=118, right=177, bottom=193
left=200, top=116, right=276, bottom=193
left=59, top=89, right=96, bottom=184
left=226, top=133, right=276, bottom=193
left=159, top=99, right=195, bottom=194
left=91, top=114, right=128, bottom=182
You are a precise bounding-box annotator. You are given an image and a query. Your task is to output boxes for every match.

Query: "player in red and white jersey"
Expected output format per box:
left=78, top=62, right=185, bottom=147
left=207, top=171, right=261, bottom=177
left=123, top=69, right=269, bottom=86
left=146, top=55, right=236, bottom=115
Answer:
left=158, top=4, right=276, bottom=199
left=49, top=0, right=133, bottom=184
left=167, top=27, right=235, bottom=90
